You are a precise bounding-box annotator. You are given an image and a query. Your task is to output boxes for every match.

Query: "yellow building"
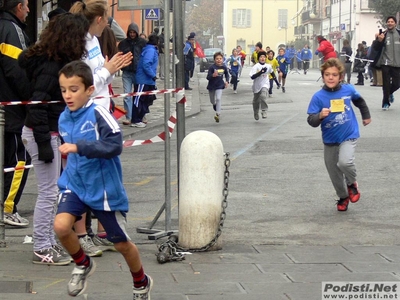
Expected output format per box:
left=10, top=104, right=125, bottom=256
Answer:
left=223, top=0, right=301, bottom=64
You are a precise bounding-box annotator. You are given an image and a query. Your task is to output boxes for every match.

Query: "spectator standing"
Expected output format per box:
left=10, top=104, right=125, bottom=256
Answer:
left=55, top=60, right=153, bottom=298
left=69, top=0, right=133, bottom=257
left=287, top=45, right=296, bottom=70
left=301, top=44, right=312, bottom=74
left=340, top=39, right=353, bottom=83
left=0, top=0, right=31, bottom=227
left=117, top=23, right=146, bottom=125
left=184, top=34, right=195, bottom=90
left=18, top=12, right=89, bottom=265
left=315, top=35, right=337, bottom=62
left=158, top=27, right=165, bottom=79
left=131, top=34, right=159, bottom=128
left=372, top=16, right=400, bottom=110
left=307, top=58, right=371, bottom=212
left=296, top=48, right=303, bottom=70
left=353, top=43, right=367, bottom=86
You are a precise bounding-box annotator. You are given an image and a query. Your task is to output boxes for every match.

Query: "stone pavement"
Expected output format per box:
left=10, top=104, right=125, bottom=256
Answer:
left=1, top=69, right=400, bottom=300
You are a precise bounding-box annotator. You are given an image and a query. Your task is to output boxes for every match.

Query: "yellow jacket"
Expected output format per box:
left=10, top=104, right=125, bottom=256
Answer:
left=266, top=57, right=279, bottom=79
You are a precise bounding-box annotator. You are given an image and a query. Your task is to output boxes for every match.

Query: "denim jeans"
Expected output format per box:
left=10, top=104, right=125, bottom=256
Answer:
left=22, top=127, right=61, bottom=251
left=122, top=71, right=137, bottom=120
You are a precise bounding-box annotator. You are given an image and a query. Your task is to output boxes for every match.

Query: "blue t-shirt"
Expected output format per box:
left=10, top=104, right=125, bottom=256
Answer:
left=307, top=84, right=361, bottom=144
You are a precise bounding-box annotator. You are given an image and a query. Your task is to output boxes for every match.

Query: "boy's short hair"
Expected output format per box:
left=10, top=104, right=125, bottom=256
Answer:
left=59, top=61, right=93, bottom=89
left=386, top=15, right=397, bottom=24
left=278, top=47, right=286, bottom=53
left=213, top=51, right=223, bottom=60
left=320, top=58, right=345, bottom=77
left=257, top=50, right=267, bottom=60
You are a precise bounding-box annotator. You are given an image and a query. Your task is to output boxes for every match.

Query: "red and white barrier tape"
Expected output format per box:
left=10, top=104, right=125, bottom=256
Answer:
left=0, top=87, right=186, bottom=106
left=123, top=91, right=186, bottom=148
left=4, top=164, right=34, bottom=173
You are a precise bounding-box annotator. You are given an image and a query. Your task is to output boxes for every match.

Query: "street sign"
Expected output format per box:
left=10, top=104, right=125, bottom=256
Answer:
left=118, top=0, right=162, bottom=11
left=340, top=23, right=346, bottom=31
left=145, top=8, right=160, bottom=20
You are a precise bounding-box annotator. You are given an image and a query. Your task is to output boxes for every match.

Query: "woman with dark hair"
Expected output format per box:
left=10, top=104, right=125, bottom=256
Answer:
left=18, top=13, right=89, bottom=266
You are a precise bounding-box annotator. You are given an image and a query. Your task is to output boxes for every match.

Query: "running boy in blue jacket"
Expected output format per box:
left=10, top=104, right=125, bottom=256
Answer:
left=54, top=61, right=152, bottom=299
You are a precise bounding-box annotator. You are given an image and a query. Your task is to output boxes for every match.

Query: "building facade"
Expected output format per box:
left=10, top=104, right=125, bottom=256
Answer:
left=223, top=0, right=379, bottom=67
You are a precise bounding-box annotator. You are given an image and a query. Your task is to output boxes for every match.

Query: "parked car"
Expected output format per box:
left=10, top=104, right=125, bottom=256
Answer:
left=199, top=48, right=223, bottom=72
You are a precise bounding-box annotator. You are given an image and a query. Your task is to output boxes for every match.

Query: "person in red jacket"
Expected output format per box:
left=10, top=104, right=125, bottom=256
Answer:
left=315, top=35, right=337, bottom=62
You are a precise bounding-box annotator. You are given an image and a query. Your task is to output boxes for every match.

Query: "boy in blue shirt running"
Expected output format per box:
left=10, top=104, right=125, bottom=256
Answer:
left=54, top=61, right=152, bottom=298
left=307, top=58, right=371, bottom=212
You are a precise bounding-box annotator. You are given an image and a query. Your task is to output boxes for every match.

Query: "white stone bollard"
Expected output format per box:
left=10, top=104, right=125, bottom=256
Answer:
left=179, top=130, right=224, bottom=250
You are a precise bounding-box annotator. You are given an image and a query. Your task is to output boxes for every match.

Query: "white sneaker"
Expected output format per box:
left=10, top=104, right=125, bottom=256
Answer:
left=268, top=94, right=273, bottom=98
left=130, top=122, right=147, bottom=128
left=133, top=275, right=153, bottom=300
left=261, top=110, right=267, bottom=119
left=4, top=212, right=29, bottom=226
left=234, top=90, right=237, bottom=94
left=79, top=235, right=103, bottom=257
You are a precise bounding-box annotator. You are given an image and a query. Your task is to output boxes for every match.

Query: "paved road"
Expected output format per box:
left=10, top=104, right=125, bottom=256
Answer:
left=1, top=66, right=400, bottom=299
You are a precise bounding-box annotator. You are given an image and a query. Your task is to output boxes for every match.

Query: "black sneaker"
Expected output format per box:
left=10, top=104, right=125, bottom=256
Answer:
left=68, top=259, right=96, bottom=297
left=282, top=86, right=286, bottom=93
left=212, top=104, right=216, bottom=111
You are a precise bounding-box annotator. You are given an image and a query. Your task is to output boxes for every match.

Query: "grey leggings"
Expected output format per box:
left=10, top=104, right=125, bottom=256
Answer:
left=209, top=89, right=223, bottom=114
left=324, top=139, right=357, bottom=199
left=22, top=127, right=61, bottom=251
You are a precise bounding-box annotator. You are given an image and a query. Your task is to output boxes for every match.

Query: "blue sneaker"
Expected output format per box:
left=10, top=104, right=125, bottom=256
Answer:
left=382, top=104, right=390, bottom=111
left=389, top=94, right=395, bottom=103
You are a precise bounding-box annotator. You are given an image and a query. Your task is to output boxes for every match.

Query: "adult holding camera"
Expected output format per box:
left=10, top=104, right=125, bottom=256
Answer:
left=371, top=16, right=400, bottom=110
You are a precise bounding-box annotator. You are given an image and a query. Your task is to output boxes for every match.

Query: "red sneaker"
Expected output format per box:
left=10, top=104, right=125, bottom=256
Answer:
left=337, top=197, right=349, bottom=211
left=347, top=182, right=360, bottom=203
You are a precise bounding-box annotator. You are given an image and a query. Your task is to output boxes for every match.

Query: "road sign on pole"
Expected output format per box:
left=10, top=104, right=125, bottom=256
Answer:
left=145, top=8, right=160, bottom=20
left=118, top=0, right=162, bottom=11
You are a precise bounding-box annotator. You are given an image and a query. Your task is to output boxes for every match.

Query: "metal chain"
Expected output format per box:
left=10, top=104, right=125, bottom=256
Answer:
left=156, top=152, right=230, bottom=263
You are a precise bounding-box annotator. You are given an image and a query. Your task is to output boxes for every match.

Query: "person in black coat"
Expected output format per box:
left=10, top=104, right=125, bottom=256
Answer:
left=0, top=0, right=32, bottom=227
left=18, top=13, right=89, bottom=265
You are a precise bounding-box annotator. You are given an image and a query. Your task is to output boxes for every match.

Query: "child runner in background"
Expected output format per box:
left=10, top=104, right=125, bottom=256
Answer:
left=237, top=45, right=246, bottom=76
left=249, top=50, right=276, bottom=120
left=54, top=61, right=153, bottom=298
left=266, top=50, right=280, bottom=98
left=226, top=48, right=241, bottom=94
left=206, top=51, right=229, bottom=123
left=307, top=58, right=371, bottom=212
left=276, top=47, right=290, bottom=93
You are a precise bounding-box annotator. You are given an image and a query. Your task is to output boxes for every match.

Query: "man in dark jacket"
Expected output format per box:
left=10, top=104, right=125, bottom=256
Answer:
left=184, top=34, right=195, bottom=90
left=372, top=16, right=400, bottom=110
left=117, top=23, right=146, bottom=125
left=158, top=27, right=165, bottom=79
left=0, top=0, right=31, bottom=227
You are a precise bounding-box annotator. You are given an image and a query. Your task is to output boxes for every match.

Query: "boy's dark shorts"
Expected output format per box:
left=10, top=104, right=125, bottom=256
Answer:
left=57, top=191, right=131, bottom=244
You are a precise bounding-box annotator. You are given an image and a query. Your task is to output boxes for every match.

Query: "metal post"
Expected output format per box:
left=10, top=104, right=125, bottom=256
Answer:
left=174, top=0, right=185, bottom=199
left=164, top=0, right=171, bottom=232
left=0, top=106, right=6, bottom=248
